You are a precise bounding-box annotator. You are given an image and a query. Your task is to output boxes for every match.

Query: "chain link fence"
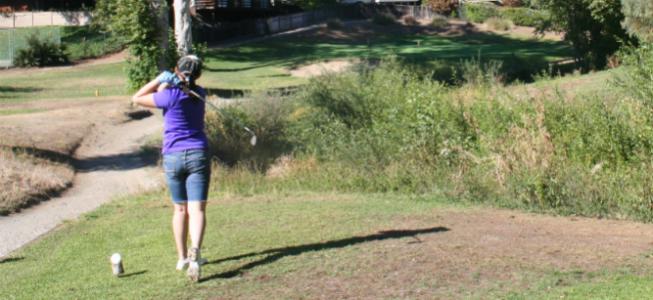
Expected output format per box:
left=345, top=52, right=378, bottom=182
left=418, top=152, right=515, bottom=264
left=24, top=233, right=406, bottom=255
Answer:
left=0, top=27, right=61, bottom=68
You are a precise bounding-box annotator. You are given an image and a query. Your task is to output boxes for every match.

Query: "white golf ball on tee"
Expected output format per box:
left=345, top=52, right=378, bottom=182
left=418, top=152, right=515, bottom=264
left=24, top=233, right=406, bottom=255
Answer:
left=111, top=253, right=122, bottom=264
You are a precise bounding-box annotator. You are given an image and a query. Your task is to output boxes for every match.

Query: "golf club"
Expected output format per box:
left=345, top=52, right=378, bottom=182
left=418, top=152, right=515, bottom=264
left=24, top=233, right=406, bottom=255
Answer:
left=184, top=87, right=257, bottom=146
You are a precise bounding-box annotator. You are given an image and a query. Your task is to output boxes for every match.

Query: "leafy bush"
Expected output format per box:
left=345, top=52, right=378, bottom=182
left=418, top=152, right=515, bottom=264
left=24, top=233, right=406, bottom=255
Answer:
left=485, top=17, right=513, bottom=31
left=13, top=35, right=69, bottom=67
left=205, top=93, right=293, bottom=170
left=501, top=7, right=548, bottom=27
left=61, top=26, right=125, bottom=60
left=464, top=4, right=547, bottom=27
left=217, top=59, right=653, bottom=221
left=622, top=0, right=653, bottom=42
left=614, top=44, right=653, bottom=109
left=502, top=0, right=523, bottom=7
left=372, top=13, right=397, bottom=26
left=431, top=16, right=449, bottom=28
left=463, top=3, right=500, bottom=23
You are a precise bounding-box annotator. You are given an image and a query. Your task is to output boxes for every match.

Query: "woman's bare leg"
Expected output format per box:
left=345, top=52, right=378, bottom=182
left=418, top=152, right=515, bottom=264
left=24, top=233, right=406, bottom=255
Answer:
left=187, top=201, right=206, bottom=249
left=172, top=203, right=189, bottom=260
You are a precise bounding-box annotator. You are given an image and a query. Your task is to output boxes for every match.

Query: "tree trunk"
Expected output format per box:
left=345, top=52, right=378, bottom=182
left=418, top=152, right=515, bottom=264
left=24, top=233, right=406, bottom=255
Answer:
left=173, top=0, right=193, bottom=56
left=152, top=0, right=169, bottom=70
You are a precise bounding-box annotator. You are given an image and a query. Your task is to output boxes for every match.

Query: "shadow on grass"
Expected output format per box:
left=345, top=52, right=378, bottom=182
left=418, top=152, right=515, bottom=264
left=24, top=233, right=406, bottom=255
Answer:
left=1, top=146, right=158, bottom=172
left=205, top=28, right=573, bottom=83
left=0, top=257, right=25, bottom=264
left=202, top=226, right=449, bottom=282
left=119, top=270, right=147, bottom=278
left=0, top=86, right=43, bottom=98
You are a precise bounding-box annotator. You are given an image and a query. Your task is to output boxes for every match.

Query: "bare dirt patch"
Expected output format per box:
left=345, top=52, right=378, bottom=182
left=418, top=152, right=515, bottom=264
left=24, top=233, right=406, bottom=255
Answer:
left=212, top=206, right=653, bottom=299
left=0, top=98, right=131, bottom=154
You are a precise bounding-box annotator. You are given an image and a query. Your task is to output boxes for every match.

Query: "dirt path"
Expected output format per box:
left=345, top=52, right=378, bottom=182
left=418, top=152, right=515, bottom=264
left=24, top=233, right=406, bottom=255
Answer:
left=0, top=106, right=163, bottom=257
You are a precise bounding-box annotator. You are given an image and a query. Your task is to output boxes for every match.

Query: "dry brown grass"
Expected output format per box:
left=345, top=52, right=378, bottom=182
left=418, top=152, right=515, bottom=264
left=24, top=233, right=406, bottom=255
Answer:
left=0, top=148, right=74, bottom=215
left=0, top=99, right=132, bottom=214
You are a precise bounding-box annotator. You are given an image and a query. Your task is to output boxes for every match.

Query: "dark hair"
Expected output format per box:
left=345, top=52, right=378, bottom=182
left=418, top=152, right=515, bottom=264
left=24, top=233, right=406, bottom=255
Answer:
left=177, top=55, right=203, bottom=89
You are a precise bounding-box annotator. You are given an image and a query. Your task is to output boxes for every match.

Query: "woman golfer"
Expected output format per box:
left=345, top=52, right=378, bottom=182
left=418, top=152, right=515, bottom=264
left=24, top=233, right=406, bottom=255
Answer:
left=132, top=55, right=209, bottom=282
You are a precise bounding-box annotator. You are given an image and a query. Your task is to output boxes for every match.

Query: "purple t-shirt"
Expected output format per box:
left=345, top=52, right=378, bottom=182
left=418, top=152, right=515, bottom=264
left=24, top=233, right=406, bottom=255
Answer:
left=153, top=87, right=209, bottom=154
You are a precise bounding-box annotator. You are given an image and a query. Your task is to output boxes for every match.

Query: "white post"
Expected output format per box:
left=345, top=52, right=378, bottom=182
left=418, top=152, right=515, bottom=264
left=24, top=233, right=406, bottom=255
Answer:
left=173, top=0, right=193, bottom=56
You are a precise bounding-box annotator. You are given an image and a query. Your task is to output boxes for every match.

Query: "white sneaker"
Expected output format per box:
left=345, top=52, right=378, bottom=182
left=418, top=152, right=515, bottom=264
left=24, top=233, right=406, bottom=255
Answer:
left=176, top=259, right=188, bottom=271
left=176, top=257, right=207, bottom=271
left=187, top=247, right=201, bottom=282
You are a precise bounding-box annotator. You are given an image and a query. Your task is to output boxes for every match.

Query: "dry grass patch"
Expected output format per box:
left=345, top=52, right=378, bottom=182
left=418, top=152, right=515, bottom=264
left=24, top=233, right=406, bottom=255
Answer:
left=0, top=148, right=74, bottom=215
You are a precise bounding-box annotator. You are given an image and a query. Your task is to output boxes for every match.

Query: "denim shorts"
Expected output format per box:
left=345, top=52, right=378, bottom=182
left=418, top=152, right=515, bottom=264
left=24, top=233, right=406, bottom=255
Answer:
left=162, top=149, right=211, bottom=203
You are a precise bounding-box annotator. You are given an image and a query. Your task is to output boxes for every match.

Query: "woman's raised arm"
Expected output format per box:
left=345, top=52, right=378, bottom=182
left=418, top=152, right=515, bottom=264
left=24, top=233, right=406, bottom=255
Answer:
left=131, top=78, right=161, bottom=108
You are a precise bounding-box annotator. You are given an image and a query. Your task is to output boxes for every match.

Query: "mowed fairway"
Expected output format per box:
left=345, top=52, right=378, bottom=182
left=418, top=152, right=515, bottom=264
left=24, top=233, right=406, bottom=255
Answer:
left=1, top=20, right=573, bottom=112
left=203, top=22, right=572, bottom=90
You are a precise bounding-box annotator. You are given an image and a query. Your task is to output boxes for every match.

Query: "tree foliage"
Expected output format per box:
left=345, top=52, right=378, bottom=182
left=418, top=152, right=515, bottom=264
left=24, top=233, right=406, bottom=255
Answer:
left=622, top=0, right=653, bottom=42
left=94, top=0, right=172, bottom=90
left=539, top=0, right=633, bottom=69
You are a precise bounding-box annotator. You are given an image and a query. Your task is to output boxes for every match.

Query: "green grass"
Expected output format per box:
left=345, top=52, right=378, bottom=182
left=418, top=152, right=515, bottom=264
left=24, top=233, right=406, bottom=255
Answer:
left=0, top=26, right=123, bottom=62
left=0, top=107, right=46, bottom=116
left=0, top=27, right=61, bottom=61
left=61, top=26, right=125, bottom=61
left=1, top=24, right=572, bottom=104
left=504, top=271, right=653, bottom=299
left=0, top=191, right=452, bottom=299
left=203, top=30, right=572, bottom=90
left=0, top=62, right=126, bottom=104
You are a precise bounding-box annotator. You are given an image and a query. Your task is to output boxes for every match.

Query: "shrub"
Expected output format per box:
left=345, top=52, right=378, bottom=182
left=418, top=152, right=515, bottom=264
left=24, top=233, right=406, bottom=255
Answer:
left=13, top=34, right=69, bottom=67
left=425, top=0, right=458, bottom=15
left=501, top=7, right=548, bottom=27
left=457, top=57, right=504, bottom=86
left=614, top=44, right=653, bottom=109
left=217, top=59, right=653, bottom=221
left=372, top=13, right=397, bottom=26
left=326, top=18, right=344, bottom=30
left=502, top=0, right=523, bottom=7
left=431, top=16, right=449, bottom=28
left=205, top=93, right=293, bottom=170
left=463, top=3, right=500, bottom=23
left=622, top=0, right=653, bottom=42
left=485, top=17, right=514, bottom=31
left=61, top=26, right=125, bottom=60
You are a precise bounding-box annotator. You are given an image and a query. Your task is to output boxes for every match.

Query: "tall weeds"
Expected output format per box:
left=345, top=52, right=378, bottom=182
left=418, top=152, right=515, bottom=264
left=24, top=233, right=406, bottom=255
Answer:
left=207, top=60, right=653, bottom=221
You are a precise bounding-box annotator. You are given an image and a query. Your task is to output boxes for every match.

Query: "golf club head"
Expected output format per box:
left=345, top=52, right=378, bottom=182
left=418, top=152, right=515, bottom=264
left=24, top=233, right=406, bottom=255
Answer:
left=243, top=127, right=257, bottom=146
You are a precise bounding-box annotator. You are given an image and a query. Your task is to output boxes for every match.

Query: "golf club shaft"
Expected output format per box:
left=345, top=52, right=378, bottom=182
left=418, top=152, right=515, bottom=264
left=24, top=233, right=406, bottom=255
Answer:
left=187, top=89, right=255, bottom=135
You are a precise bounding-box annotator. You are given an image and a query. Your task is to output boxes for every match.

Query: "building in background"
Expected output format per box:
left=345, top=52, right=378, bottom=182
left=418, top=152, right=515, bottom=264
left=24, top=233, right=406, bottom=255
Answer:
left=0, top=0, right=96, bottom=12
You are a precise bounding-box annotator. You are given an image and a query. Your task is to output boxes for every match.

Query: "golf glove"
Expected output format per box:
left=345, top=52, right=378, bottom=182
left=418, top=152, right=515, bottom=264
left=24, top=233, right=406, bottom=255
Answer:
left=157, top=71, right=183, bottom=86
